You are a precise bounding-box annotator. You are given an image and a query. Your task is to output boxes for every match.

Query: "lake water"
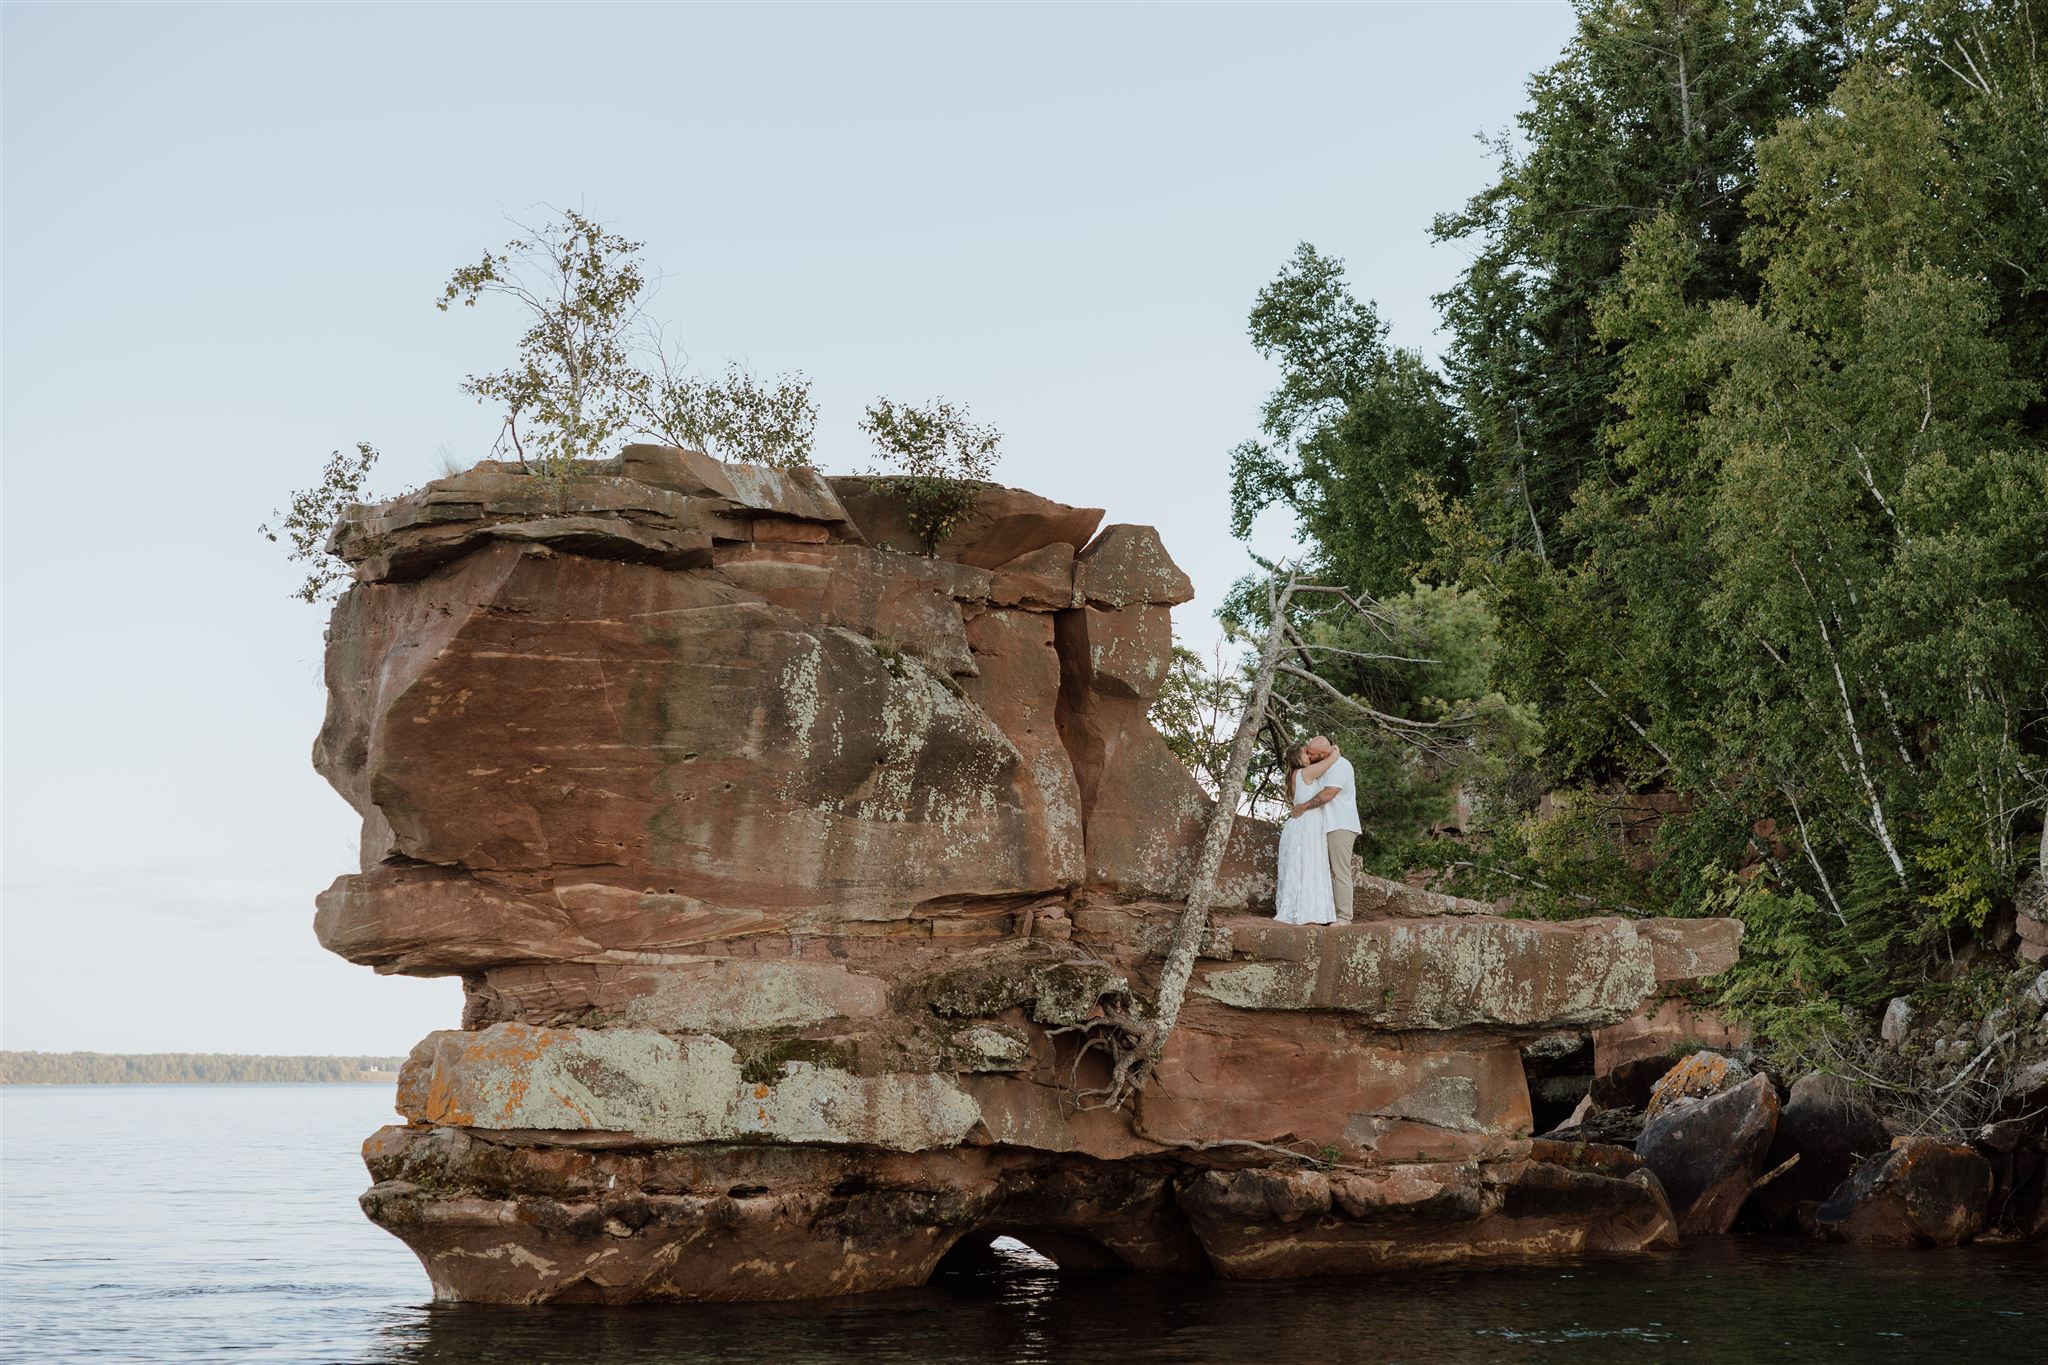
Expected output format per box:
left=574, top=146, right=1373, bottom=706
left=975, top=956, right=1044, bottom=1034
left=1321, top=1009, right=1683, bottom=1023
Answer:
left=1, top=1084, right=2041, bottom=1364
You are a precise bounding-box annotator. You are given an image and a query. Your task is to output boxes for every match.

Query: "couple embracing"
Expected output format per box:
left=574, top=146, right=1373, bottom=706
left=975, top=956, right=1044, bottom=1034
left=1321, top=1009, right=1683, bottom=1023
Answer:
left=1274, top=735, right=1360, bottom=926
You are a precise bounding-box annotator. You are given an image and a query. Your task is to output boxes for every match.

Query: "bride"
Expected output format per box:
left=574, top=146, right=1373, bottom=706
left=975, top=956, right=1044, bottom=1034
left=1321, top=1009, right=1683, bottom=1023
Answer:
left=1274, top=740, right=1342, bottom=925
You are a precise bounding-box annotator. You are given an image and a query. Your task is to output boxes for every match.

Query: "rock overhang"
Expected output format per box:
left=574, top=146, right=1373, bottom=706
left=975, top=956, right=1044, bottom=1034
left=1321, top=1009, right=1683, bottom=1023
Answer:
left=313, top=448, right=1738, bottom=1302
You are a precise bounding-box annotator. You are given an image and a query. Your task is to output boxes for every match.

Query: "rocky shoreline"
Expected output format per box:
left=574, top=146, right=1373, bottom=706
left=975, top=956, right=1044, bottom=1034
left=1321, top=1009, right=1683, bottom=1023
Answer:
left=312, top=450, right=2035, bottom=1304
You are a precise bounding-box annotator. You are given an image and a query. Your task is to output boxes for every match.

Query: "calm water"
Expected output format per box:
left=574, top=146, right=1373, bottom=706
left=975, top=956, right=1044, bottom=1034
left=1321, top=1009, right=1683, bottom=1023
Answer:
left=1, top=1084, right=2041, bottom=1364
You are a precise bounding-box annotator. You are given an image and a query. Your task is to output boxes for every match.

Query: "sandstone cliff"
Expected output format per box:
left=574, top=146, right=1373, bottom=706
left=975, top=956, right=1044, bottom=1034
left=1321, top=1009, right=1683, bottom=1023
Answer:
left=315, top=448, right=1741, bottom=1302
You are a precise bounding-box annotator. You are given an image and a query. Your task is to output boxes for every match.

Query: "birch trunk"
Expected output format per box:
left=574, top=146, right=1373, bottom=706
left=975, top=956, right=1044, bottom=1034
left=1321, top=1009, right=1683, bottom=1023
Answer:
left=1125, top=573, right=1297, bottom=1092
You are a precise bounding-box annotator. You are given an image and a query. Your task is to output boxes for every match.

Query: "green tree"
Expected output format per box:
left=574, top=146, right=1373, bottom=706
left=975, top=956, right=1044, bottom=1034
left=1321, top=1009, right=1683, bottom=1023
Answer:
left=438, top=209, right=651, bottom=475
left=259, top=442, right=378, bottom=603
left=859, top=397, right=1003, bottom=552
left=1228, top=244, right=1471, bottom=596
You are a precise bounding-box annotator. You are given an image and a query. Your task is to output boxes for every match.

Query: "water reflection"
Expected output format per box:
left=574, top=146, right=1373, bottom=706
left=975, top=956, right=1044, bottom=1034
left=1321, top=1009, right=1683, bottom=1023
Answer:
left=358, top=1240, right=2047, bottom=1365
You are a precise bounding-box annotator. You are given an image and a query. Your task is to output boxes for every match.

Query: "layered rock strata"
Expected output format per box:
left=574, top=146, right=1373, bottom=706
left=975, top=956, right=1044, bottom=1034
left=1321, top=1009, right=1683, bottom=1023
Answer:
left=317, top=449, right=1741, bottom=1303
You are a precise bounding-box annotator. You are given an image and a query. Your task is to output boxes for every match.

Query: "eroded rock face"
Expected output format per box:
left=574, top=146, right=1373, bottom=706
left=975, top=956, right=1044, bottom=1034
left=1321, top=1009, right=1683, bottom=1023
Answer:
left=318, top=452, right=1738, bottom=1302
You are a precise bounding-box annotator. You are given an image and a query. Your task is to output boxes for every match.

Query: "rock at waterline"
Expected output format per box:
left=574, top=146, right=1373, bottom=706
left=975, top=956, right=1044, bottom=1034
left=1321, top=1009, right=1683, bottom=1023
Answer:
left=1742, top=1072, right=1891, bottom=1233
left=1815, top=1136, right=1993, bottom=1247
left=1636, top=1072, right=1779, bottom=1235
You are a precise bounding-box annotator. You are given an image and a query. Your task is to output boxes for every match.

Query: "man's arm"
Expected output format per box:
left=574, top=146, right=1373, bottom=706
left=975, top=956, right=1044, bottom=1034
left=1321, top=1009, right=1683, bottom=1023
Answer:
left=1291, top=787, right=1341, bottom=818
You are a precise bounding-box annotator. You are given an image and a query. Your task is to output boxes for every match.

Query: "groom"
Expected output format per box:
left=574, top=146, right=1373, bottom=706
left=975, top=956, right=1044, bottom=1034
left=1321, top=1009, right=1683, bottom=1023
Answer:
left=1302, top=735, right=1360, bottom=921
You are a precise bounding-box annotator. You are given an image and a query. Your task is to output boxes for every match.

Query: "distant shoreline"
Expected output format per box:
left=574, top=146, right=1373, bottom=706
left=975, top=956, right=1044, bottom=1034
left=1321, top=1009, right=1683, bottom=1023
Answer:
left=0, top=1052, right=405, bottom=1085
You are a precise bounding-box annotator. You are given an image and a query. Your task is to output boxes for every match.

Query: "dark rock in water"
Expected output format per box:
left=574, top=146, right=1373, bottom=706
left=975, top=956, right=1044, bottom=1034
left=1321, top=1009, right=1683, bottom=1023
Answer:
left=1540, top=1106, right=1646, bottom=1149
left=1971, top=1121, right=2047, bottom=1240
left=1636, top=1072, right=1779, bottom=1235
left=1743, top=1072, right=1891, bottom=1232
left=1815, top=1136, right=1993, bottom=1247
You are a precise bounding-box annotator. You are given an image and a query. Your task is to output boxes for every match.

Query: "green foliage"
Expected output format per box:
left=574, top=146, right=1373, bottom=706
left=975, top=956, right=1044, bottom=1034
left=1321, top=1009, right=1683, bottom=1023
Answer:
left=859, top=397, right=1003, bottom=553
left=259, top=442, right=378, bottom=602
left=1223, top=0, right=2048, bottom=1058
left=1229, top=244, right=1471, bottom=596
left=634, top=343, right=819, bottom=469
left=438, top=209, right=650, bottom=476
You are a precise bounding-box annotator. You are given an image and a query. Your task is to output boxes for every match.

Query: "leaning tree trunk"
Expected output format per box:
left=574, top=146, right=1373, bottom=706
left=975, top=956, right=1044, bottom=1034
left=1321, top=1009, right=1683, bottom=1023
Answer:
left=1117, top=573, right=1297, bottom=1098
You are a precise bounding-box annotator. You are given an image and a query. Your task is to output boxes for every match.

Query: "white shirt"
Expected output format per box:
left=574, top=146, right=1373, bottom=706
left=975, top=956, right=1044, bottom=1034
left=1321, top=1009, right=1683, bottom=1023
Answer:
left=1316, top=756, right=1361, bottom=835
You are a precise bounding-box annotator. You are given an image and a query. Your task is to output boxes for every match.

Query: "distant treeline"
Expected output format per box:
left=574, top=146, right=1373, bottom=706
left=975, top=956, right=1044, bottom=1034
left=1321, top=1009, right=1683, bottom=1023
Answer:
left=0, top=1052, right=405, bottom=1084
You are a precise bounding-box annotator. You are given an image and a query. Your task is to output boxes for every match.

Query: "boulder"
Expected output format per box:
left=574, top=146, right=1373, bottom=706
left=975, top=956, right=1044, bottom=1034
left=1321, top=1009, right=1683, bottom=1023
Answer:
left=1635, top=1072, right=1779, bottom=1234
left=1592, top=999, right=1749, bottom=1107
left=1644, top=1051, right=1750, bottom=1118
left=829, top=476, right=1103, bottom=567
left=1072, top=524, right=1195, bottom=607
left=1881, top=997, right=1915, bottom=1045
left=1744, top=1072, right=1892, bottom=1231
left=1815, top=1136, right=1993, bottom=1247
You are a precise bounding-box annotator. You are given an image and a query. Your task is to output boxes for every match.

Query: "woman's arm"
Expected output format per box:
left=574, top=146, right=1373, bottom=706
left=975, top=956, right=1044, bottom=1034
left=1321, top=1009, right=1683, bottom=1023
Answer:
left=1299, top=747, right=1341, bottom=783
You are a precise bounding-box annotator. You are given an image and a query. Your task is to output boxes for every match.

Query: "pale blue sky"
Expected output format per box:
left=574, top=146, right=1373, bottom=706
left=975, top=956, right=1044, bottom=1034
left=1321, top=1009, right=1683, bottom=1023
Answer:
left=1, top=2, right=1575, bottom=1054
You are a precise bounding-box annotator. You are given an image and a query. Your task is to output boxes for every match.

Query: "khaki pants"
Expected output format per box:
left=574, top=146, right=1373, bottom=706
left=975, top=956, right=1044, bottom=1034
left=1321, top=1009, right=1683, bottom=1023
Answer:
left=1326, top=830, right=1356, bottom=922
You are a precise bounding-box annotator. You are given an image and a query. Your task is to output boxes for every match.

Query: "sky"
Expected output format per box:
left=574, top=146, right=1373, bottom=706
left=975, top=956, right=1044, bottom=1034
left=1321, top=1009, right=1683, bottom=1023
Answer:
left=0, top=2, right=1577, bottom=1055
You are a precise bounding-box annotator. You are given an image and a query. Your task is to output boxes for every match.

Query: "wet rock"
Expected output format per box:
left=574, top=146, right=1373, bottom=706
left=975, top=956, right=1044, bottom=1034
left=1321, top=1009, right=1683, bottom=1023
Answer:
left=1815, top=1136, right=1993, bottom=1247
left=1175, top=1155, right=1676, bottom=1279
left=1744, top=1072, right=1892, bottom=1231
left=1635, top=1072, right=1779, bottom=1234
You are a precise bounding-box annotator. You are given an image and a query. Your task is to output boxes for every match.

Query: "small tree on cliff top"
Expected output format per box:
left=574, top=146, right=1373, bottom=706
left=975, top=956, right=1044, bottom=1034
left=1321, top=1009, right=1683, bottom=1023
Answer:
left=438, top=209, right=650, bottom=475
left=859, top=397, right=1002, bottom=553
left=259, top=442, right=378, bottom=603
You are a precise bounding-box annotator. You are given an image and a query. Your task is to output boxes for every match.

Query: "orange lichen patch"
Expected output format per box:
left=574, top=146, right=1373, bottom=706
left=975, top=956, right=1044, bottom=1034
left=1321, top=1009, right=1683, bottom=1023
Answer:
left=1645, top=1050, right=1746, bottom=1118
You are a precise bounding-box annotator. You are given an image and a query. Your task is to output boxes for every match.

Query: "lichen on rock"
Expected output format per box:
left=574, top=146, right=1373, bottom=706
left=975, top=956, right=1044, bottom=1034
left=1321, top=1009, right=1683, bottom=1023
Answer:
left=315, top=450, right=1740, bottom=1303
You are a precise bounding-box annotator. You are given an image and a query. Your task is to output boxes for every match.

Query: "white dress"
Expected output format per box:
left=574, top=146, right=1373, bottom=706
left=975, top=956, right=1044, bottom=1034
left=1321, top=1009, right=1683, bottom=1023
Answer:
left=1273, top=770, right=1337, bottom=925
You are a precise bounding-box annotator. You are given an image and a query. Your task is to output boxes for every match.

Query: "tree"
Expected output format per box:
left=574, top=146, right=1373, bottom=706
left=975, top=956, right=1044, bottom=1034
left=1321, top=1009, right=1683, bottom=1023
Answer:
left=636, top=347, right=820, bottom=469
left=259, top=442, right=378, bottom=603
left=859, top=397, right=1003, bottom=552
left=438, top=209, right=651, bottom=476
left=1228, top=244, right=1471, bottom=597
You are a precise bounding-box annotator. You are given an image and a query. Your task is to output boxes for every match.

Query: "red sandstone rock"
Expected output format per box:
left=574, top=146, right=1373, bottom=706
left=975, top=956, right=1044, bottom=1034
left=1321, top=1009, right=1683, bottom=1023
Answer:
left=1815, top=1135, right=1993, bottom=1246
left=829, top=476, right=1103, bottom=567
left=312, top=452, right=1745, bottom=1304
left=1072, top=524, right=1194, bottom=607
left=1175, top=1156, right=1677, bottom=1278
left=987, top=543, right=1076, bottom=609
